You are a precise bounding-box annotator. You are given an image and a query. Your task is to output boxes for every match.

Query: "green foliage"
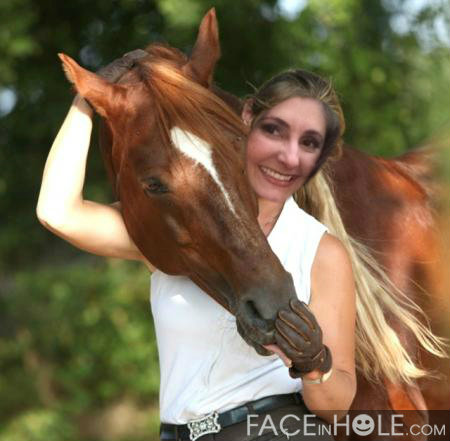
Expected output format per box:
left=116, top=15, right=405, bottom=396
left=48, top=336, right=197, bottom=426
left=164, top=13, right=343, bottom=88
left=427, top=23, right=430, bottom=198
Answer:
left=1, top=0, right=449, bottom=439
left=0, top=259, right=159, bottom=439
left=0, top=0, right=38, bottom=83
left=0, top=409, right=77, bottom=441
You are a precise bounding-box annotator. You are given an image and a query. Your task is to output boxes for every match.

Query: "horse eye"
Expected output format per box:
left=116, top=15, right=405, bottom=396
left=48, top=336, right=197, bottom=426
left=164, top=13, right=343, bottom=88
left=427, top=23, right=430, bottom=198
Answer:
left=142, top=177, right=169, bottom=195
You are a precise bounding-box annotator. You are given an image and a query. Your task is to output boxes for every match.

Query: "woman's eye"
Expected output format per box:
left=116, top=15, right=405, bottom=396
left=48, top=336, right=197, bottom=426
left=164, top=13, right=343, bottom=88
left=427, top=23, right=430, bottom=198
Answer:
left=302, top=138, right=320, bottom=150
left=261, top=123, right=280, bottom=136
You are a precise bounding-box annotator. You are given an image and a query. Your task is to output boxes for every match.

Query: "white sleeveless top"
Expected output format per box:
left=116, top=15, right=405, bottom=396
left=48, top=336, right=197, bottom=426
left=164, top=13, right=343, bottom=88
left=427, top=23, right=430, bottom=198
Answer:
left=150, top=197, right=328, bottom=424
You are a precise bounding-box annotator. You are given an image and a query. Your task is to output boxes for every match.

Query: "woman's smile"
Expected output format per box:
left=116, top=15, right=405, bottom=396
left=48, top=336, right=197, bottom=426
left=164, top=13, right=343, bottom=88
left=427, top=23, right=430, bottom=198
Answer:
left=259, top=165, right=299, bottom=186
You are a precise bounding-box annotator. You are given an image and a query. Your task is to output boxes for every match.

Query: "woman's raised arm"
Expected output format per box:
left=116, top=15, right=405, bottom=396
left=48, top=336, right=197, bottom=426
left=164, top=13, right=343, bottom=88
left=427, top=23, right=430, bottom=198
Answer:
left=36, top=94, right=154, bottom=271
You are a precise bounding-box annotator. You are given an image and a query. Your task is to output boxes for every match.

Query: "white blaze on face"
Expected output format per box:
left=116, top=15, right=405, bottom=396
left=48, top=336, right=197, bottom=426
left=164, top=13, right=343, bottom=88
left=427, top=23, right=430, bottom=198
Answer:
left=170, top=127, right=236, bottom=215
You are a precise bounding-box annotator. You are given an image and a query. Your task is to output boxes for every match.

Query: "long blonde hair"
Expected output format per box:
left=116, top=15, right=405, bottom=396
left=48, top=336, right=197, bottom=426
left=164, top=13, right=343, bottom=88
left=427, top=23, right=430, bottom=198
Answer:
left=250, top=70, right=448, bottom=384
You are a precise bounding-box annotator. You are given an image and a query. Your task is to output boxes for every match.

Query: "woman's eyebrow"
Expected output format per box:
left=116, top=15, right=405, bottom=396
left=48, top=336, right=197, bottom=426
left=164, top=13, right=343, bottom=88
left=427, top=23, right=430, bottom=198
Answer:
left=261, top=117, right=324, bottom=141
left=303, top=129, right=324, bottom=142
left=260, top=116, right=289, bottom=128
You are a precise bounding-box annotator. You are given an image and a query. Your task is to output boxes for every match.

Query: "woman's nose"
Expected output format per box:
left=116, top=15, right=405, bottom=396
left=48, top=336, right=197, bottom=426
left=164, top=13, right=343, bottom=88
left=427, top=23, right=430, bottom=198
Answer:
left=278, top=141, right=300, bottom=169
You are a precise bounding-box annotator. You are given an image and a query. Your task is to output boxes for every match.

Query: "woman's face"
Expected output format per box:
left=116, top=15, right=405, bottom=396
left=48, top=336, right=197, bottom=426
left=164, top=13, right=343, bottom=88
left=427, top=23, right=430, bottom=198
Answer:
left=244, top=96, right=326, bottom=204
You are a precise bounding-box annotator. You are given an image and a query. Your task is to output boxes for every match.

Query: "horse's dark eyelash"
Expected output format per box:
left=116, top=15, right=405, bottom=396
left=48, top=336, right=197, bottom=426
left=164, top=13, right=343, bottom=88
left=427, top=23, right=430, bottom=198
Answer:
left=142, top=177, right=169, bottom=195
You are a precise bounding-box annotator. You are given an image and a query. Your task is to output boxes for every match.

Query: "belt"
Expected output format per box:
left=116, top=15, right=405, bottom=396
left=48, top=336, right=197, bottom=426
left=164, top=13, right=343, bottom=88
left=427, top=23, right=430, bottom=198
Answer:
left=160, top=392, right=303, bottom=441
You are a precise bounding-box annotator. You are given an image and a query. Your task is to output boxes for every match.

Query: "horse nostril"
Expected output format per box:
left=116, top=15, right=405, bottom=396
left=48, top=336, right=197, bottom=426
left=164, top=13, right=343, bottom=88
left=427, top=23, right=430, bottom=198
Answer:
left=241, top=298, right=276, bottom=342
left=244, top=299, right=262, bottom=322
left=243, top=299, right=275, bottom=326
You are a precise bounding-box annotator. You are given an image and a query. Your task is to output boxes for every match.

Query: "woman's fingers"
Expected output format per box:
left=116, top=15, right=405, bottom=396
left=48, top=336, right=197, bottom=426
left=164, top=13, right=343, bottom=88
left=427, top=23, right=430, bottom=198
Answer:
left=277, top=309, right=311, bottom=342
left=275, top=317, right=309, bottom=352
left=263, top=343, right=293, bottom=367
left=123, top=49, right=148, bottom=62
left=273, top=329, right=309, bottom=364
left=97, top=49, right=148, bottom=83
left=289, top=299, right=317, bottom=331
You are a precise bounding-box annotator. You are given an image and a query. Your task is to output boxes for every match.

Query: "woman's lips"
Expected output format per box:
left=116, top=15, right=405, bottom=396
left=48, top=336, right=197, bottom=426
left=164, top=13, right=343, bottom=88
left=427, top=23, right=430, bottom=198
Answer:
left=260, top=165, right=299, bottom=187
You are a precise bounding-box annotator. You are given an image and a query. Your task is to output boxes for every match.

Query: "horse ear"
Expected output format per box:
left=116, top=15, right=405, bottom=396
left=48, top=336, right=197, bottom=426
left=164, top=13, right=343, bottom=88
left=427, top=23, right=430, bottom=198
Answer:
left=58, top=53, right=124, bottom=118
left=183, top=8, right=220, bottom=87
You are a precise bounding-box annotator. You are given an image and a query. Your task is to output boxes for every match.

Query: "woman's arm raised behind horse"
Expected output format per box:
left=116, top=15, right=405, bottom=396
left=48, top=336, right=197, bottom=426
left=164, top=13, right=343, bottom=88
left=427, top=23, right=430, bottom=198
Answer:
left=36, top=94, right=154, bottom=271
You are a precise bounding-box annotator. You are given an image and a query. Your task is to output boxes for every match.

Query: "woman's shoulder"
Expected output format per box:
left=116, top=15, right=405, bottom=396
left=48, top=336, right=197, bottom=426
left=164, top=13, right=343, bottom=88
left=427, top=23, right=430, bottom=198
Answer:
left=316, top=233, right=350, bottom=264
left=311, top=233, right=354, bottom=301
left=314, top=233, right=353, bottom=277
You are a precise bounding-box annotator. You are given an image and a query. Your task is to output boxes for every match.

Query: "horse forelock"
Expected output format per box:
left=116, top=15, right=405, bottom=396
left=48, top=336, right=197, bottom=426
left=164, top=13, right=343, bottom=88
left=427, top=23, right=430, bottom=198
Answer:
left=133, top=45, right=247, bottom=164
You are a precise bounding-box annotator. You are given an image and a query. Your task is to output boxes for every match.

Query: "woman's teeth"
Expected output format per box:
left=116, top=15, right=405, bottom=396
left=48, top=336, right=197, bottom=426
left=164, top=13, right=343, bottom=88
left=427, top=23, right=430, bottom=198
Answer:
left=260, top=166, right=293, bottom=182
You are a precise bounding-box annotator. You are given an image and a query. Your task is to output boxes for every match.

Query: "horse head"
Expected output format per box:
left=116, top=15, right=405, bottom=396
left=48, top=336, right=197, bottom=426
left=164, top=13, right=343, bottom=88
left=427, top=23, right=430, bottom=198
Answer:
left=58, top=8, right=297, bottom=355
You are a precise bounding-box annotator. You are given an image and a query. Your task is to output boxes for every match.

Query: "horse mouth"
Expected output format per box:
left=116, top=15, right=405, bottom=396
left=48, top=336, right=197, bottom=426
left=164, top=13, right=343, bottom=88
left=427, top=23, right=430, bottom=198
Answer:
left=236, top=316, right=275, bottom=356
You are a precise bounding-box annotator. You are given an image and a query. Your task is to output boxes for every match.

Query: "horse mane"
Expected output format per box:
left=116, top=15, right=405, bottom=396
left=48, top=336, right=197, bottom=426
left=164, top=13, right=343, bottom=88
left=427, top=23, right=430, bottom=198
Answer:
left=136, top=44, right=248, bottom=166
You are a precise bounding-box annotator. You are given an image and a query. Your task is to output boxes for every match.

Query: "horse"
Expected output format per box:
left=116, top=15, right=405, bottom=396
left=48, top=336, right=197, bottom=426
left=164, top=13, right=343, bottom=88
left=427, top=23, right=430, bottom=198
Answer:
left=57, top=12, right=301, bottom=358
left=59, top=8, right=449, bottom=440
left=329, top=146, right=450, bottom=439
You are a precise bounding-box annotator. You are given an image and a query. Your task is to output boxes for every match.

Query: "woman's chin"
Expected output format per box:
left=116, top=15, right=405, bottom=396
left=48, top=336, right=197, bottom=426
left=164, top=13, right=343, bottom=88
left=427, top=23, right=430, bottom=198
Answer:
left=255, top=185, right=299, bottom=203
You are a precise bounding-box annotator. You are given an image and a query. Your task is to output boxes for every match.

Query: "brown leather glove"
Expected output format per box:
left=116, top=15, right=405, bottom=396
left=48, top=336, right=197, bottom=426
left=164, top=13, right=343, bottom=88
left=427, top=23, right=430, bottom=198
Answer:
left=96, top=49, right=148, bottom=82
left=274, top=298, right=332, bottom=378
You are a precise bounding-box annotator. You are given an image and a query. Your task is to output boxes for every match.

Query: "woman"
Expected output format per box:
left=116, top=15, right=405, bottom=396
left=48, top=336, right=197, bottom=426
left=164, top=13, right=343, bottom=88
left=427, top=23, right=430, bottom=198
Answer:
left=37, top=56, right=443, bottom=441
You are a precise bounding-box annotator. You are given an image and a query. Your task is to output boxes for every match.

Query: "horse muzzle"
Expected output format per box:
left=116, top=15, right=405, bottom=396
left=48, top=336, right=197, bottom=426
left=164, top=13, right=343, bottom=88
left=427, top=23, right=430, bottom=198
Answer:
left=235, top=317, right=275, bottom=356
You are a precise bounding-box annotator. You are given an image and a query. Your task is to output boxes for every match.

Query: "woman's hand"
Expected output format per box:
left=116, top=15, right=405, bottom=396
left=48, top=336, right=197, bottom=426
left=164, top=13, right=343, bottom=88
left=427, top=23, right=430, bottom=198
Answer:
left=274, top=298, right=332, bottom=378
left=96, top=49, right=148, bottom=82
left=263, top=343, right=293, bottom=367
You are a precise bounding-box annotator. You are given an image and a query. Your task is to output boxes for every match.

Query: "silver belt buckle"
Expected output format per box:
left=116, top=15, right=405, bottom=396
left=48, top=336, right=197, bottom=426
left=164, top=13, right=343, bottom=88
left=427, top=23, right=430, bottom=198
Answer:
left=187, top=411, right=221, bottom=441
